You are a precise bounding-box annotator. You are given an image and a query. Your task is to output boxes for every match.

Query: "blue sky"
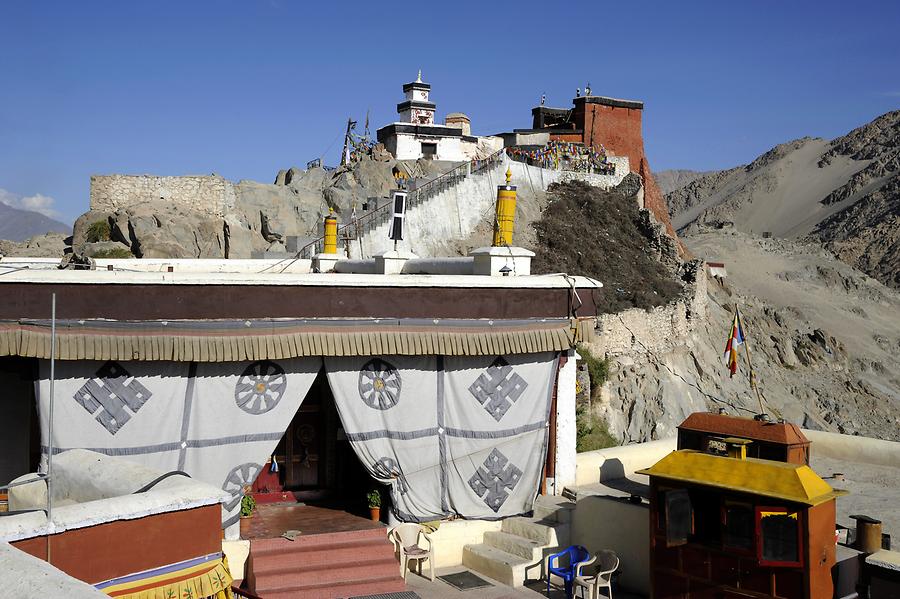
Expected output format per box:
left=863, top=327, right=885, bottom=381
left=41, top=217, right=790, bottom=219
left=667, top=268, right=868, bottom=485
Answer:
left=1, top=1, right=897, bottom=223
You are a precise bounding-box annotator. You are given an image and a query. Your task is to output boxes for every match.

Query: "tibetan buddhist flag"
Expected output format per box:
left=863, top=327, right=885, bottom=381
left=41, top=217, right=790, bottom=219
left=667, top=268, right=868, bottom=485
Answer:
left=724, top=309, right=745, bottom=377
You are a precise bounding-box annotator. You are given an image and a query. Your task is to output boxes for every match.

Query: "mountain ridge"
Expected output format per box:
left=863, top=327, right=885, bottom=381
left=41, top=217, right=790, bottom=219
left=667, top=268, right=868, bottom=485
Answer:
left=666, top=110, right=900, bottom=288
left=0, top=202, right=69, bottom=242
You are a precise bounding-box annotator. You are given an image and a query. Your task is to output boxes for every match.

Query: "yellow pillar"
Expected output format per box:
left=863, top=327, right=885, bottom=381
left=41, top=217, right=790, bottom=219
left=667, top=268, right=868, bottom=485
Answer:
left=323, top=208, right=338, bottom=254
left=492, top=167, right=517, bottom=247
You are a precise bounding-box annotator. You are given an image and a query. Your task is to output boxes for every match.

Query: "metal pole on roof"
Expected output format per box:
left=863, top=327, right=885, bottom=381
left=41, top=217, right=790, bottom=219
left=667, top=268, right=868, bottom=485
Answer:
left=47, top=293, right=56, bottom=563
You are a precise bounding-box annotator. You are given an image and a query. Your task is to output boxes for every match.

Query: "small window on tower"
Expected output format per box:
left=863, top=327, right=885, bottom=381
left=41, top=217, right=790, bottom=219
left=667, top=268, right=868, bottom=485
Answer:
left=421, top=143, right=437, bottom=159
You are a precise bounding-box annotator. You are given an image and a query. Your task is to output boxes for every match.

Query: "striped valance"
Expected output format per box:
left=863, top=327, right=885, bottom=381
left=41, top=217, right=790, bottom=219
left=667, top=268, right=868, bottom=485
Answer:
left=96, top=553, right=232, bottom=598
left=0, top=317, right=596, bottom=362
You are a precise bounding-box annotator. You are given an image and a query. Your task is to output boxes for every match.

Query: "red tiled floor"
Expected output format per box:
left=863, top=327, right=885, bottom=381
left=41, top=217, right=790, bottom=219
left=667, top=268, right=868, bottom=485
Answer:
left=242, top=503, right=385, bottom=539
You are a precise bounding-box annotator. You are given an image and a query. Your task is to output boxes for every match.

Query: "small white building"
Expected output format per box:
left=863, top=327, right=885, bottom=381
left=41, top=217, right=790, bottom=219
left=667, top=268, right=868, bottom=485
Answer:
left=377, top=72, right=502, bottom=161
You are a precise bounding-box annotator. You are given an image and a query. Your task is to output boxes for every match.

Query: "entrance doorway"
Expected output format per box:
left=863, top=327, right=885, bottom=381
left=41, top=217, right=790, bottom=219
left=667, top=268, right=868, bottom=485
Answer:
left=251, top=369, right=376, bottom=518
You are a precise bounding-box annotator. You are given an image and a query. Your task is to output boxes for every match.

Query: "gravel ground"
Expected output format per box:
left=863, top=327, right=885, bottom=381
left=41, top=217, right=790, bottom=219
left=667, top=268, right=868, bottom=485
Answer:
left=811, top=454, right=900, bottom=538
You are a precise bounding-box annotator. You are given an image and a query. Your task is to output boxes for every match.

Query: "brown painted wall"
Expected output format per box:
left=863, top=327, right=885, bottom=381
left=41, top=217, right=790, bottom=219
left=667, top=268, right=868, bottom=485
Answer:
left=571, top=102, right=679, bottom=241
left=575, top=103, right=645, bottom=173
left=12, top=505, right=221, bottom=585
left=807, top=501, right=837, bottom=599
left=0, top=283, right=601, bottom=321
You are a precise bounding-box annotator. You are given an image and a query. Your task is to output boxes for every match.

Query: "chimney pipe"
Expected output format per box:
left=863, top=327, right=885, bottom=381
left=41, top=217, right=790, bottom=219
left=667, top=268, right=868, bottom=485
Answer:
left=851, top=514, right=883, bottom=553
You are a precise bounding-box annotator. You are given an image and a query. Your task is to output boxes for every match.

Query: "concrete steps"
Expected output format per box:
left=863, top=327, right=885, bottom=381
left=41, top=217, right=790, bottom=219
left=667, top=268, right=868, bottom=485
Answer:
left=246, top=527, right=405, bottom=598
left=462, top=498, right=575, bottom=588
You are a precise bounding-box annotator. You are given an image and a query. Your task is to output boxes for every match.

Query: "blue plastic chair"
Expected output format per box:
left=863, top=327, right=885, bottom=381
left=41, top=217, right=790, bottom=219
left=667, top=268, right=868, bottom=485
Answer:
left=546, top=544, right=592, bottom=598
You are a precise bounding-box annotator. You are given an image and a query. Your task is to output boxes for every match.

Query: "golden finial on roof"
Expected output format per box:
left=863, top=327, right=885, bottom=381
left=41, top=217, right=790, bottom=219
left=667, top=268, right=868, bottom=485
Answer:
left=416, top=69, right=423, bottom=83
left=506, top=167, right=512, bottom=186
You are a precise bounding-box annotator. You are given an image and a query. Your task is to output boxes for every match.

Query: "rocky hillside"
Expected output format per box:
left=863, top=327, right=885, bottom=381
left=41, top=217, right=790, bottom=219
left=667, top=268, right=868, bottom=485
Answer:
left=666, top=110, right=900, bottom=289
left=69, top=156, right=452, bottom=259
left=0, top=202, right=68, bottom=242
left=597, top=228, right=900, bottom=443
left=0, top=233, right=67, bottom=258
left=654, top=169, right=715, bottom=195
left=530, top=177, right=684, bottom=312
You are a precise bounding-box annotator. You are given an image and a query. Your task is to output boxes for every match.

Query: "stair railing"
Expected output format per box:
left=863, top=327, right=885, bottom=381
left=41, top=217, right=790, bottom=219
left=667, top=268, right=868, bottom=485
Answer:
left=296, top=148, right=506, bottom=259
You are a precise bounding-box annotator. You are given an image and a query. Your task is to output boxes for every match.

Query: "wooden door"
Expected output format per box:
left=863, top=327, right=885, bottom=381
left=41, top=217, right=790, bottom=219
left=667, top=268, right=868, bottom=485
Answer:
left=285, top=391, right=324, bottom=489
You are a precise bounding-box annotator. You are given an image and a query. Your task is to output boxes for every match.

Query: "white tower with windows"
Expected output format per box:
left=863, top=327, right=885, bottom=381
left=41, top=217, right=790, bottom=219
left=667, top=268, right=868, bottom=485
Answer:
left=398, top=70, right=435, bottom=125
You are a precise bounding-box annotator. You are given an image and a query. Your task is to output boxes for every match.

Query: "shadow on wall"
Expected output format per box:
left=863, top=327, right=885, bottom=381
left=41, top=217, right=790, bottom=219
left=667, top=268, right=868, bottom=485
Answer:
left=570, top=494, right=650, bottom=596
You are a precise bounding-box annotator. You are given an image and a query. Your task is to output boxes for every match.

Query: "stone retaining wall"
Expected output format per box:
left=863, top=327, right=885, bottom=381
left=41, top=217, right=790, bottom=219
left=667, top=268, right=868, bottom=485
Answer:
left=588, top=260, right=708, bottom=358
left=353, top=155, right=631, bottom=258
left=90, top=175, right=236, bottom=217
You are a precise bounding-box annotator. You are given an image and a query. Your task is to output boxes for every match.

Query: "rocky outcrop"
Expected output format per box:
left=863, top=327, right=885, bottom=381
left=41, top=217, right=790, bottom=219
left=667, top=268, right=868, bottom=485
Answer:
left=69, top=158, right=424, bottom=259
left=0, top=233, right=67, bottom=258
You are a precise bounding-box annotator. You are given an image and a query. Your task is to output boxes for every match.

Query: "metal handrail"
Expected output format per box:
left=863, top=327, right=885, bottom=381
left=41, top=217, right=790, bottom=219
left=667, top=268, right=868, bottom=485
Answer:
left=296, top=149, right=506, bottom=259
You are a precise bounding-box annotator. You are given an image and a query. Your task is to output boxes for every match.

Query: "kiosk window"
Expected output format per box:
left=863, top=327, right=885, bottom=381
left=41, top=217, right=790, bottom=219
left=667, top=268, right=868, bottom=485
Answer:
left=723, top=502, right=754, bottom=551
left=664, top=489, right=692, bottom=547
left=757, top=508, right=802, bottom=567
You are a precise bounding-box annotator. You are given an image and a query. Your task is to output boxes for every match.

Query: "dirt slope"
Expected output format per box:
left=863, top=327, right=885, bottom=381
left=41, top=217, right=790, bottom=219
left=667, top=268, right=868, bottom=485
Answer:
left=666, top=111, right=900, bottom=289
left=598, top=229, right=900, bottom=443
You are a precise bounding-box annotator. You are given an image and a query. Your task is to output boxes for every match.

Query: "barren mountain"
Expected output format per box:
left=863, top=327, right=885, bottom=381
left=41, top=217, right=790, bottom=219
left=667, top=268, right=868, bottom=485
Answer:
left=667, top=111, right=900, bottom=288
left=654, top=169, right=716, bottom=195
left=0, top=202, right=69, bottom=242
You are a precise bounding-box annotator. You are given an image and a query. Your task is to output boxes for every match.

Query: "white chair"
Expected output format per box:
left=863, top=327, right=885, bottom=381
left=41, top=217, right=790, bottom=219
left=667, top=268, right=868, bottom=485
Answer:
left=389, top=523, right=435, bottom=581
left=574, top=549, right=619, bottom=599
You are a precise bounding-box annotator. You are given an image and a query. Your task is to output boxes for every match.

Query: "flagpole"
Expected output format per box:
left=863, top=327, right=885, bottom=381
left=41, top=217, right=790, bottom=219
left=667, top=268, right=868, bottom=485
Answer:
left=737, top=308, right=766, bottom=416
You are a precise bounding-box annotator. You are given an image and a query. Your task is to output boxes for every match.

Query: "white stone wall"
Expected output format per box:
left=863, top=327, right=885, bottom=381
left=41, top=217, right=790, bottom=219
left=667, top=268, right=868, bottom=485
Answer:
left=588, top=262, right=709, bottom=358
left=352, top=155, right=631, bottom=259
left=90, top=174, right=235, bottom=217
left=436, top=136, right=465, bottom=161
left=393, top=133, right=422, bottom=160
left=571, top=495, right=650, bottom=595
left=553, top=349, right=578, bottom=494
left=509, top=155, right=630, bottom=191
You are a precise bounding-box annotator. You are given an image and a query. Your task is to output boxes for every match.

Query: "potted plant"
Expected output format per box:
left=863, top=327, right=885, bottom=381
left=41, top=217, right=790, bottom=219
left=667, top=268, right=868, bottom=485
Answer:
left=367, top=489, right=382, bottom=522
left=239, top=493, right=257, bottom=537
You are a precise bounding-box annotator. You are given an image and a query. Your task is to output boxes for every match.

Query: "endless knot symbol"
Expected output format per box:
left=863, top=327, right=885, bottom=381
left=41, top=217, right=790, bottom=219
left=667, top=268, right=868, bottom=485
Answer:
left=373, top=457, right=408, bottom=495
left=235, top=360, right=287, bottom=415
left=468, top=357, right=528, bottom=421
left=468, top=448, right=523, bottom=512
left=222, top=462, right=262, bottom=512
left=73, top=361, right=152, bottom=435
left=358, top=358, right=401, bottom=410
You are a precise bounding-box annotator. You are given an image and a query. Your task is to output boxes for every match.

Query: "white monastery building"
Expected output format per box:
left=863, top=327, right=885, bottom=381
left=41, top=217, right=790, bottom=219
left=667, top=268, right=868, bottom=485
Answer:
left=377, top=72, right=503, bottom=161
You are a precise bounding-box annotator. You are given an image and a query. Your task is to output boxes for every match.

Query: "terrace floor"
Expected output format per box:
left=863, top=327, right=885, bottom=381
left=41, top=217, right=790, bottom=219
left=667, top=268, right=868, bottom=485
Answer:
left=241, top=503, right=385, bottom=539
left=403, top=567, right=646, bottom=599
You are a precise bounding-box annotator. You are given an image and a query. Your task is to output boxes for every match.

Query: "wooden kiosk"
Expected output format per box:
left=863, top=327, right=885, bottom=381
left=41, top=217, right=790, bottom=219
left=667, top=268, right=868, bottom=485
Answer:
left=639, top=424, right=845, bottom=599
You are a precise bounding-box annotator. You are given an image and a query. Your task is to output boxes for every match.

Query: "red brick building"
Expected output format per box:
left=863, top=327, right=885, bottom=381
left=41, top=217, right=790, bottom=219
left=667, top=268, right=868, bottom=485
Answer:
left=503, top=94, right=677, bottom=240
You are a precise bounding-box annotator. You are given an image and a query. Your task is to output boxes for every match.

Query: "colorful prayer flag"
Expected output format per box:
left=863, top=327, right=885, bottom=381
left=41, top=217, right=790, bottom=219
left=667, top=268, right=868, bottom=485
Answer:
left=723, top=309, right=745, bottom=377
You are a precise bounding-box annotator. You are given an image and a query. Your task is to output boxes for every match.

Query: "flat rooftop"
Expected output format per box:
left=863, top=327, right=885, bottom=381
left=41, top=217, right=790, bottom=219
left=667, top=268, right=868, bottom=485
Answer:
left=0, top=258, right=601, bottom=289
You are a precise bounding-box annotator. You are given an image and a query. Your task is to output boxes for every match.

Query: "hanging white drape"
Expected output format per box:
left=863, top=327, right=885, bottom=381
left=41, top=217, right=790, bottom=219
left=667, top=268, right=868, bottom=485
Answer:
left=36, top=357, right=321, bottom=527
left=325, top=352, right=558, bottom=521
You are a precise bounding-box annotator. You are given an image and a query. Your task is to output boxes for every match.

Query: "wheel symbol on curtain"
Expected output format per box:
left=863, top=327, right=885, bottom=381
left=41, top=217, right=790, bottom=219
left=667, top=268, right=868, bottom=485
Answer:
left=358, top=358, right=401, bottom=410
left=222, top=462, right=262, bottom=511
left=235, top=360, right=287, bottom=414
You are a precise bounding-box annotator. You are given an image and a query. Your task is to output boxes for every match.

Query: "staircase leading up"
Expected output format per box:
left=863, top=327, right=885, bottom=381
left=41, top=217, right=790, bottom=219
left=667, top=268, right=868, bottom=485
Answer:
left=245, top=527, right=404, bottom=599
left=298, top=150, right=506, bottom=259
left=462, top=495, right=575, bottom=587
